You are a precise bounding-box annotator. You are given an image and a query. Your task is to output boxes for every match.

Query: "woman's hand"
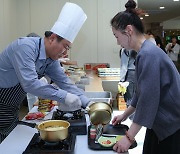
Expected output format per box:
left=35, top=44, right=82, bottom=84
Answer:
left=113, top=136, right=131, bottom=153
left=112, top=114, right=126, bottom=125
left=112, top=106, right=135, bottom=126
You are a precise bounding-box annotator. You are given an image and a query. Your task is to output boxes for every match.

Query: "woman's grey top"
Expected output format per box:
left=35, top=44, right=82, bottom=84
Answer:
left=131, top=40, right=180, bottom=141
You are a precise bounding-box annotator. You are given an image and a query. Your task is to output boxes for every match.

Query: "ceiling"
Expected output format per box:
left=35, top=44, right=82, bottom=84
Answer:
left=138, top=0, right=180, bottom=23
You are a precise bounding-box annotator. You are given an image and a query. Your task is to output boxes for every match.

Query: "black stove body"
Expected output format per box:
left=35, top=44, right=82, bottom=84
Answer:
left=23, top=133, right=76, bottom=154
left=52, top=109, right=87, bottom=135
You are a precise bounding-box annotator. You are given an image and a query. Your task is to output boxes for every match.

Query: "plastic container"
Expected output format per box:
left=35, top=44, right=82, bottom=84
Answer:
left=27, top=93, right=38, bottom=111
left=84, top=91, right=112, bottom=104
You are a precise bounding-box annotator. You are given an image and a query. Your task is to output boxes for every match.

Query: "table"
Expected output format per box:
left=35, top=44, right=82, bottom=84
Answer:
left=0, top=71, right=146, bottom=153
left=0, top=106, right=146, bottom=154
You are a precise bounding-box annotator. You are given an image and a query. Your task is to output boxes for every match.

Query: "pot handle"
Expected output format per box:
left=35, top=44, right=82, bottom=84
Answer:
left=17, top=121, right=37, bottom=128
left=85, top=106, right=90, bottom=112
left=85, top=101, right=96, bottom=112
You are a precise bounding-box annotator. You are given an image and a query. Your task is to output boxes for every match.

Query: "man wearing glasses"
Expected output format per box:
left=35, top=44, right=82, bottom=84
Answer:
left=0, top=2, right=91, bottom=143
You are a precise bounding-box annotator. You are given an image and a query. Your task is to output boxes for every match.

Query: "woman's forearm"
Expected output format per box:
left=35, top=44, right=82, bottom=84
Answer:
left=123, top=105, right=135, bottom=119
left=126, top=122, right=142, bottom=142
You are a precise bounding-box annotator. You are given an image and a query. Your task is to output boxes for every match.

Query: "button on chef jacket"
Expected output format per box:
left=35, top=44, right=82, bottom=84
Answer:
left=0, top=37, right=90, bottom=106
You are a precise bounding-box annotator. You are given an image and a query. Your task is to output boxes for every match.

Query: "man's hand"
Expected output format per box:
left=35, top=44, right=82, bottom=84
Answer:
left=59, top=93, right=82, bottom=111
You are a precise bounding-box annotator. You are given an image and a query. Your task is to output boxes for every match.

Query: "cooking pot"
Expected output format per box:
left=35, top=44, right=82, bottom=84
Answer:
left=86, top=102, right=113, bottom=125
left=18, top=120, right=70, bottom=142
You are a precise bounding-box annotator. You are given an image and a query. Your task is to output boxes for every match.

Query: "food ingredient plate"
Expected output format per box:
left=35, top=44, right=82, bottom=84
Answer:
left=98, top=136, right=123, bottom=147
left=88, top=124, right=137, bottom=150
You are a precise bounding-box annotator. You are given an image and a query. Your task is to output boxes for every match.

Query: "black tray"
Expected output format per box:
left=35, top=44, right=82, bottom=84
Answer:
left=88, top=124, right=137, bottom=150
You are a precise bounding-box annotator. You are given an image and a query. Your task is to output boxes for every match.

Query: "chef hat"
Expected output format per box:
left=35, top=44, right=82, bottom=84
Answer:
left=51, top=2, right=87, bottom=43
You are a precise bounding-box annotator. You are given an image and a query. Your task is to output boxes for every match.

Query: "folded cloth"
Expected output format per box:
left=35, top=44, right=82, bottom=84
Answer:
left=118, top=81, right=129, bottom=95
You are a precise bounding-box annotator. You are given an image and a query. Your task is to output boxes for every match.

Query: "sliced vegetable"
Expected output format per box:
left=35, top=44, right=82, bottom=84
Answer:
left=25, top=112, right=45, bottom=120
left=36, top=112, right=45, bottom=119
left=102, top=140, right=111, bottom=144
left=25, top=113, right=37, bottom=120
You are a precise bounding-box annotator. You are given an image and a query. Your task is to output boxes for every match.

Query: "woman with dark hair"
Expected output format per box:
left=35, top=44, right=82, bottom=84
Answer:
left=110, top=0, right=180, bottom=153
left=155, top=35, right=166, bottom=53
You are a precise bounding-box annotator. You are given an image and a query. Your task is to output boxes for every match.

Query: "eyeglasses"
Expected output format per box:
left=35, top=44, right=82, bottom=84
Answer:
left=63, top=43, right=71, bottom=51
left=65, top=45, right=71, bottom=51
left=58, top=44, right=71, bottom=58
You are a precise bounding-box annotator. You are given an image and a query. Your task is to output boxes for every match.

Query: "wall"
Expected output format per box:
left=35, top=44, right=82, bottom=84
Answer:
left=0, top=0, right=3, bottom=49
left=0, top=0, right=133, bottom=68
left=163, top=17, right=180, bottom=29
left=0, top=0, right=18, bottom=50
left=97, top=0, right=123, bottom=67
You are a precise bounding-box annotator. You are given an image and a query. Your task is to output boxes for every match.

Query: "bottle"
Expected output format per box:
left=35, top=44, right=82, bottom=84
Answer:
left=90, top=125, right=96, bottom=139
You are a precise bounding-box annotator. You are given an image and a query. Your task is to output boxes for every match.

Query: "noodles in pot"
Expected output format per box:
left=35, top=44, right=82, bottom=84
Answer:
left=44, top=126, right=65, bottom=131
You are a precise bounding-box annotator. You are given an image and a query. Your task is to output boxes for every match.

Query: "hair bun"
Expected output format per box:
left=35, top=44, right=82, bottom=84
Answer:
left=125, top=0, right=136, bottom=10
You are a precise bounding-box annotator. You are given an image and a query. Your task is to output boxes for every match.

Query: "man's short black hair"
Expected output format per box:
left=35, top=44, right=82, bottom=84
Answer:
left=44, top=31, right=64, bottom=42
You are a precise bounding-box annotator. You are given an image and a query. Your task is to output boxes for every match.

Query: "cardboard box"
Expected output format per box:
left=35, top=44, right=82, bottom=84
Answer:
left=117, top=95, right=126, bottom=104
left=118, top=104, right=127, bottom=111
left=117, top=94, right=127, bottom=111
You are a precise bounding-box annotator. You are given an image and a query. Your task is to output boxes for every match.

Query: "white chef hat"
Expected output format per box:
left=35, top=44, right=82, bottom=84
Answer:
left=51, top=2, right=87, bottom=43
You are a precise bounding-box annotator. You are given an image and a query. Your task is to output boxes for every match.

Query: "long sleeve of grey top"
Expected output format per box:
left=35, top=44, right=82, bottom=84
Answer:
left=0, top=37, right=90, bottom=107
left=130, top=40, right=180, bottom=141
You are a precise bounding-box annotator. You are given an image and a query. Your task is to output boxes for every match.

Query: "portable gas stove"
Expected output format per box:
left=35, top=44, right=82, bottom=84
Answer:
left=23, top=133, right=76, bottom=154
left=52, top=109, right=87, bottom=135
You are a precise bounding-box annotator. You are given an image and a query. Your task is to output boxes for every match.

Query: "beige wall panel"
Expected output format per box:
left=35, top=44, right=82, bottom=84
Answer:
left=97, top=0, right=126, bottom=68
left=30, top=0, right=67, bottom=37
left=0, top=0, right=4, bottom=51
left=16, top=0, right=30, bottom=37
left=1, top=0, right=18, bottom=51
left=69, top=0, right=98, bottom=66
